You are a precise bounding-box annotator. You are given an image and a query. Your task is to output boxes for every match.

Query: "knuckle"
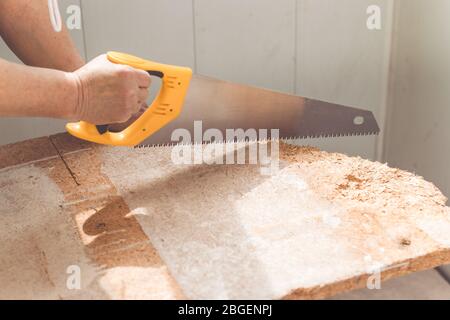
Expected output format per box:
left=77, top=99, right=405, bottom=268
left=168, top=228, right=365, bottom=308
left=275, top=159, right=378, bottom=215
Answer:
left=144, top=74, right=152, bottom=85
left=116, top=66, right=132, bottom=79
left=126, top=89, right=137, bottom=101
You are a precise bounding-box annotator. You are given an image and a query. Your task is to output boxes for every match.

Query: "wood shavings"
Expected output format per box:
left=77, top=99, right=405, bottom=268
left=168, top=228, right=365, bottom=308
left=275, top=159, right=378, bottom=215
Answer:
left=280, top=143, right=448, bottom=212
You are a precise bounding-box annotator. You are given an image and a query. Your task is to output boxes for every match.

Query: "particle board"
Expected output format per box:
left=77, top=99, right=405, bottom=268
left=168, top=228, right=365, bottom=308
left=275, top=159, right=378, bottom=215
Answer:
left=1, top=133, right=450, bottom=299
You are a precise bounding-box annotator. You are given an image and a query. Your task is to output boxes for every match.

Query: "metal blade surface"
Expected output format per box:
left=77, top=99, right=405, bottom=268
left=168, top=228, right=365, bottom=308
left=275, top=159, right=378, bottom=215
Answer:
left=139, top=75, right=380, bottom=147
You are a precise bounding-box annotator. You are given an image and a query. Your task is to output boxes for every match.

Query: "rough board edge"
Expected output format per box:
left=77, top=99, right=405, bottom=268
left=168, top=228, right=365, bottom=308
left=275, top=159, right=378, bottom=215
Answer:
left=284, top=249, right=450, bottom=300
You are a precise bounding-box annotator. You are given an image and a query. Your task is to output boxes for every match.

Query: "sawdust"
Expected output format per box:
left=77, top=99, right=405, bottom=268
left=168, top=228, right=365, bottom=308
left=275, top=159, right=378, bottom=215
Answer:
left=279, top=142, right=448, bottom=209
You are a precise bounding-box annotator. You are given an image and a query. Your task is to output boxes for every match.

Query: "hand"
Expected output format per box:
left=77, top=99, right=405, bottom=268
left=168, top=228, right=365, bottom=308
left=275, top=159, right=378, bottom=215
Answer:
left=108, top=103, right=148, bottom=132
left=70, top=54, right=151, bottom=125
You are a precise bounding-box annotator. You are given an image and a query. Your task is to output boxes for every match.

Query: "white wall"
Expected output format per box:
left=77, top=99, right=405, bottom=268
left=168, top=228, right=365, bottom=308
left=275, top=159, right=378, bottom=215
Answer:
left=0, top=0, right=393, bottom=161
left=296, top=0, right=392, bottom=159
left=384, top=0, right=450, bottom=200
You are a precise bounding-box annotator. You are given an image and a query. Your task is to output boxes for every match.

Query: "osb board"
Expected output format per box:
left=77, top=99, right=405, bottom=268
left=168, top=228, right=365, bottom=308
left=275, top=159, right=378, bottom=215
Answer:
left=1, top=133, right=450, bottom=300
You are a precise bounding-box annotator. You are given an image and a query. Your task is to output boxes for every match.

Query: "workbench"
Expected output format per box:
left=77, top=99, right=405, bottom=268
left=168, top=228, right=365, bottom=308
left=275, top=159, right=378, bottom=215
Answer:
left=1, top=133, right=450, bottom=299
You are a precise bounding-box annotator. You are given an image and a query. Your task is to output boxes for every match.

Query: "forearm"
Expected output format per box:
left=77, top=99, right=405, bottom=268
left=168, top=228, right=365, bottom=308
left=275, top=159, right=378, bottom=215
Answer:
left=0, top=58, right=78, bottom=119
left=0, top=0, right=84, bottom=71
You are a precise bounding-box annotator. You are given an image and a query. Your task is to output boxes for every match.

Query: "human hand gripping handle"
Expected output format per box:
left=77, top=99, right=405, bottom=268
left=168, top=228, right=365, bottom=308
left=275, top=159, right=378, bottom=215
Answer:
left=71, top=54, right=152, bottom=126
left=66, top=52, right=193, bottom=147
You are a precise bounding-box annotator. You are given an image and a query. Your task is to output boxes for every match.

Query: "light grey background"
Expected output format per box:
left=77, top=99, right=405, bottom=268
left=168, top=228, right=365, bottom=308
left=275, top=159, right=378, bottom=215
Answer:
left=385, top=0, right=450, bottom=199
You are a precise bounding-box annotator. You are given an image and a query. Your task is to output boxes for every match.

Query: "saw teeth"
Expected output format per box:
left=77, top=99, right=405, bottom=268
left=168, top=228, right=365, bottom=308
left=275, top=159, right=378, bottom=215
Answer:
left=134, top=130, right=380, bottom=149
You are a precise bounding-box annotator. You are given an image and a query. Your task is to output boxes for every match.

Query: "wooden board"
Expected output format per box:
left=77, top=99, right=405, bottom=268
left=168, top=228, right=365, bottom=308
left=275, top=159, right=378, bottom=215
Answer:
left=1, top=133, right=450, bottom=300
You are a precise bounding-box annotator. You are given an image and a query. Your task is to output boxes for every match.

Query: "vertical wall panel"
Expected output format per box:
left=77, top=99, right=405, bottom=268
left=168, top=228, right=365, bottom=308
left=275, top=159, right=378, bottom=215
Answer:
left=296, top=0, right=392, bottom=159
left=385, top=0, right=450, bottom=199
left=80, top=0, right=195, bottom=67
left=0, top=0, right=85, bottom=146
left=194, top=0, right=296, bottom=93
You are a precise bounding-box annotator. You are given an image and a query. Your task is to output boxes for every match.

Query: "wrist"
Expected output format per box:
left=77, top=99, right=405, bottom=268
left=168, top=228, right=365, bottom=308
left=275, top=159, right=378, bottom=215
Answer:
left=64, top=71, right=84, bottom=121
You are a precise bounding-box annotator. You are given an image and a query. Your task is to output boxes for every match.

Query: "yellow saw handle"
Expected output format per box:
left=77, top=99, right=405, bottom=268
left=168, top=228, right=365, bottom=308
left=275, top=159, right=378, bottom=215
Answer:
left=66, top=52, right=193, bottom=146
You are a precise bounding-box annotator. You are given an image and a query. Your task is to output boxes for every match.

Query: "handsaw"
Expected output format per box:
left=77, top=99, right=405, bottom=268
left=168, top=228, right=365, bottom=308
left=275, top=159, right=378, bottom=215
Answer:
left=66, top=52, right=379, bottom=147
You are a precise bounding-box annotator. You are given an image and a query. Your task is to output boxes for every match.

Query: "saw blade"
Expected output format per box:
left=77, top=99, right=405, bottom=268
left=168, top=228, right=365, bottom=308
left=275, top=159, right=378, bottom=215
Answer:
left=137, top=75, right=380, bottom=147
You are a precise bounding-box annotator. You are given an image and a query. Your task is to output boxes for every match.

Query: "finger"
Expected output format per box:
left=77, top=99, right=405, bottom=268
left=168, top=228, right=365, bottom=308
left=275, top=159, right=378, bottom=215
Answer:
left=139, top=102, right=149, bottom=112
left=135, top=69, right=152, bottom=88
left=109, top=122, right=129, bottom=133
left=130, top=106, right=146, bottom=120
left=138, top=88, right=150, bottom=104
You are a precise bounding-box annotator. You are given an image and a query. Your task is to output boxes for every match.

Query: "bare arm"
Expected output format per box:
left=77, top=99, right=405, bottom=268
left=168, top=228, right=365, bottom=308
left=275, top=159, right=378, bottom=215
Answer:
left=0, top=58, right=79, bottom=119
left=0, top=0, right=151, bottom=124
left=0, top=0, right=82, bottom=120
left=0, top=0, right=84, bottom=71
left=0, top=54, right=151, bottom=124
